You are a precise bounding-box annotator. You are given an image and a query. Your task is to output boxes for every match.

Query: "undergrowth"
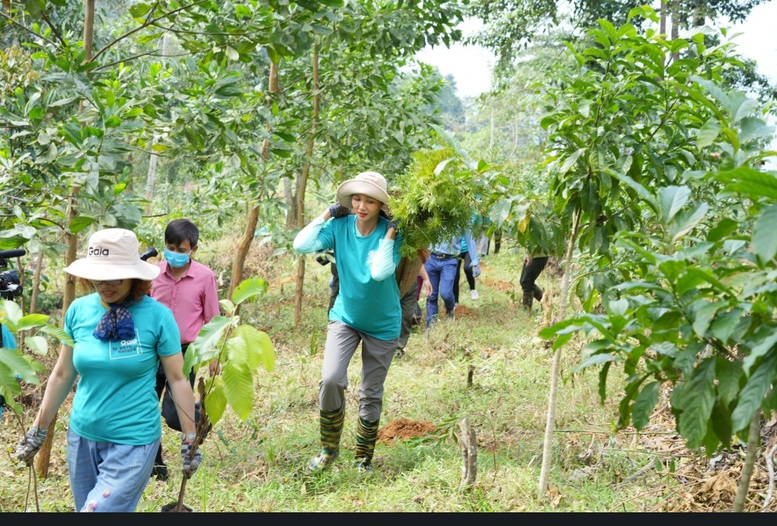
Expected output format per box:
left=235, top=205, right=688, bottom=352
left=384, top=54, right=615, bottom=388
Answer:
left=1, top=240, right=682, bottom=512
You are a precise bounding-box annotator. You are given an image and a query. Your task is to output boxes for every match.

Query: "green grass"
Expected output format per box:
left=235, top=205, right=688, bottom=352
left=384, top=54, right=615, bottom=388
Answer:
left=1, top=247, right=682, bottom=512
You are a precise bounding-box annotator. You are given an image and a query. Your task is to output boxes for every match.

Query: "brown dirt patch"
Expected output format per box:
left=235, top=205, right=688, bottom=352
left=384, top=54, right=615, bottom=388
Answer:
left=378, top=418, right=437, bottom=444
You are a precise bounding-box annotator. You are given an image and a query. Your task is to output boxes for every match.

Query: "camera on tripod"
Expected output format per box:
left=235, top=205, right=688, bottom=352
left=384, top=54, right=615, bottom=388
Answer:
left=0, top=248, right=25, bottom=300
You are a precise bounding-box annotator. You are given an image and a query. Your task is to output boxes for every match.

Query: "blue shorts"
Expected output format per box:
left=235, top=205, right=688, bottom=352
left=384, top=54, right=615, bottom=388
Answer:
left=66, top=427, right=160, bottom=512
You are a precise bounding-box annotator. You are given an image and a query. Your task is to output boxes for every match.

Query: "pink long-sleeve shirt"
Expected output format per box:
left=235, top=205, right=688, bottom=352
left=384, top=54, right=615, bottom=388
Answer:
left=150, top=259, right=220, bottom=345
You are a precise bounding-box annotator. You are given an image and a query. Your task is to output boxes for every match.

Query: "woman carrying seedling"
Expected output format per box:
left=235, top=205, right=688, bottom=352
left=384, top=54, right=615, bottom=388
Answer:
left=293, top=171, right=402, bottom=473
left=13, top=228, right=202, bottom=512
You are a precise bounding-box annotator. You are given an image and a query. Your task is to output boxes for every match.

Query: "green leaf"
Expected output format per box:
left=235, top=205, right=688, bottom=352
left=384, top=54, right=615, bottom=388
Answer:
left=0, top=348, right=39, bottom=384
left=232, top=278, right=269, bottom=306
left=235, top=325, right=275, bottom=372
left=15, top=313, right=50, bottom=331
left=204, top=380, right=227, bottom=425
left=716, top=167, right=777, bottom=200
left=753, top=203, right=777, bottom=263
left=677, top=359, right=715, bottom=448
left=709, top=309, right=743, bottom=344
left=690, top=299, right=719, bottom=338
left=695, top=118, right=721, bottom=148
left=632, top=381, right=659, bottom=430
left=731, top=352, right=777, bottom=432
left=669, top=203, right=708, bottom=242
left=657, top=186, right=690, bottom=223
left=222, top=361, right=254, bottom=421
left=69, top=216, right=96, bottom=233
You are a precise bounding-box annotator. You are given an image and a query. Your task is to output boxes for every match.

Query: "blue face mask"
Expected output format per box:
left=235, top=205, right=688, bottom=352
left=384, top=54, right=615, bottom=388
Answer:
left=164, top=248, right=191, bottom=268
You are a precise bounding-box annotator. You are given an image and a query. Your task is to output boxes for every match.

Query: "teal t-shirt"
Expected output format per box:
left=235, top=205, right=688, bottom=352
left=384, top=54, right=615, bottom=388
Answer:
left=317, top=216, right=403, bottom=340
left=1, top=324, right=16, bottom=349
left=65, top=293, right=181, bottom=445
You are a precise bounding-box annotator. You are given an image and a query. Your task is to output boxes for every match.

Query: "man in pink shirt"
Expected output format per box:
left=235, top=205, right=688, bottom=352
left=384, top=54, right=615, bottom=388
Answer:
left=149, top=218, right=220, bottom=481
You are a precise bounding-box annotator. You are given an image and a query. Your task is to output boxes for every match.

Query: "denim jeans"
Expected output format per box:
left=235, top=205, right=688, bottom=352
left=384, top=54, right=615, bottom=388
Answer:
left=424, top=255, right=459, bottom=327
left=66, top=427, right=160, bottom=512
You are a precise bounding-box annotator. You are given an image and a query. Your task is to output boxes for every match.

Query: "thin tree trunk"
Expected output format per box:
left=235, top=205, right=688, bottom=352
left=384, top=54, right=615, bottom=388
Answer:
left=35, top=0, right=93, bottom=475
left=28, top=249, right=44, bottom=314
left=294, top=43, right=319, bottom=326
left=660, top=1, right=666, bottom=36
left=228, top=61, right=279, bottom=301
left=538, top=208, right=581, bottom=493
left=733, top=408, right=761, bottom=511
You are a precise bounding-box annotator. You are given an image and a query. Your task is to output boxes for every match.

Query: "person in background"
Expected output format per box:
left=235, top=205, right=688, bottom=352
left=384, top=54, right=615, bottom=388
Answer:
left=0, top=323, right=17, bottom=421
left=395, top=252, right=432, bottom=359
left=13, top=228, right=201, bottom=512
left=453, top=235, right=479, bottom=303
left=520, top=250, right=548, bottom=312
left=149, top=218, right=220, bottom=481
left=425, top=231, right=480, bottom=328
left=293, top=170, right=402, bottom=473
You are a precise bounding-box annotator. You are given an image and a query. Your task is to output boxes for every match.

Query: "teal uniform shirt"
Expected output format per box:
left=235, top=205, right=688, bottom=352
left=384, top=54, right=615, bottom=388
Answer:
left=65, top=293, right=181, bottom=445
left=294, top=215, right=403, bottom=340
left=1, top=324, right=16, bottom=349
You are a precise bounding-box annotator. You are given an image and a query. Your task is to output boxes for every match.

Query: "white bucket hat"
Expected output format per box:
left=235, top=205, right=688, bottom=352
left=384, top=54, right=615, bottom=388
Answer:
left=336, top=171, right=390, bottom=208
left=64, top=228, right=161, bottom=281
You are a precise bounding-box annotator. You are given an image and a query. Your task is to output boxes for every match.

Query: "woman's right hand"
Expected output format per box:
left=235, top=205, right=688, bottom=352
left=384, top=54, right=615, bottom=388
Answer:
left=15, top=425, right=48, bottom=466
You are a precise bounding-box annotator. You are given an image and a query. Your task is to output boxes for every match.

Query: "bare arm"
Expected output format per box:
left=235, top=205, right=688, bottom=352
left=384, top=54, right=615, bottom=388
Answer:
left=32, top=344, right=78, bottom=429
left=160, top=353, right=197, bottom=437
left=418, top=260, right=432, bottom=296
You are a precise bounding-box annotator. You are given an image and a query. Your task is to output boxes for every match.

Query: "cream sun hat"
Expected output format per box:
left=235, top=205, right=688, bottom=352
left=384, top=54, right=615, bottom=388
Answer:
left=64, top=228, right=161, bottom=281
left=335, top=171, right=390, bottom=208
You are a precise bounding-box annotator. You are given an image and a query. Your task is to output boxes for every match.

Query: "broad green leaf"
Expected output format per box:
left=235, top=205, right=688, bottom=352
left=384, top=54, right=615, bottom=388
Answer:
left=632, top=381, right=659, bottom=430
left=691, top=299, right=719, bottom=338
left=716, top=358, right=742, bottom=406
left=15, top=313, right=50, bottom=331
left=716, top=167, right=777, bottom=200
left=69, top=215, right=96, bottom=233
left=695, top=118, right=721, bottom=148
left=731, top=352, right=777, bottom=432
left=657, top=185, right=690, bottom=223
left=232, top=277, right=269, bottom=306
left=558, top=148, right=585, bottom=175
left=753, top=203, right=777, bottom=262
left=0, top=349, right=39, bottom=384
left=669, top=203, right=708, bottom=241
left=204, top=380, right=227, bottom=425
left=0, top=300, right=23, bottom=326
left=222, top=361, right=254, bottom=421
left=709, top=309, right=742, bottom=344
left=677, top=359, right=715, bottom=448
left=742, top=327, right=777, bottom=373
left=23, top=335, right=49, bottom=356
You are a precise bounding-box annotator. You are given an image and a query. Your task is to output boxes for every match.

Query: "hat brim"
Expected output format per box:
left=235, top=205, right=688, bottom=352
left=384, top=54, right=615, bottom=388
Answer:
left=336, top=180, right=390, bottom=209
left=64, top=260, right=160, bottom=281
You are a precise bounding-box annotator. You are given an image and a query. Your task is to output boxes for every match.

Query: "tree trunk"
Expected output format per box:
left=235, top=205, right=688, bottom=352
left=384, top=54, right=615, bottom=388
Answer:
left=659, top=1, right=666, bottom=36
left=36, top=182, right=81, bottom=478
left=28, top=248, right=44, bottom=314
left=733, top=409, right=761, bottom=511
left=538, top=208, right=581, bottom=493
left=293, top=42, right=319, bottom=326
left=456, top=417, right=477, bottom=491
left=38, top=5, right=95, bottom=475
left=228, top=61, right=279, bottom=301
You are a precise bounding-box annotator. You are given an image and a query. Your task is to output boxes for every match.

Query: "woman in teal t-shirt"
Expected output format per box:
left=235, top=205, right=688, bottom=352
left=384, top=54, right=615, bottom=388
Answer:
left=14, top=229, right=202, bottom=512
left=294, top=171, right=402, bottom=473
